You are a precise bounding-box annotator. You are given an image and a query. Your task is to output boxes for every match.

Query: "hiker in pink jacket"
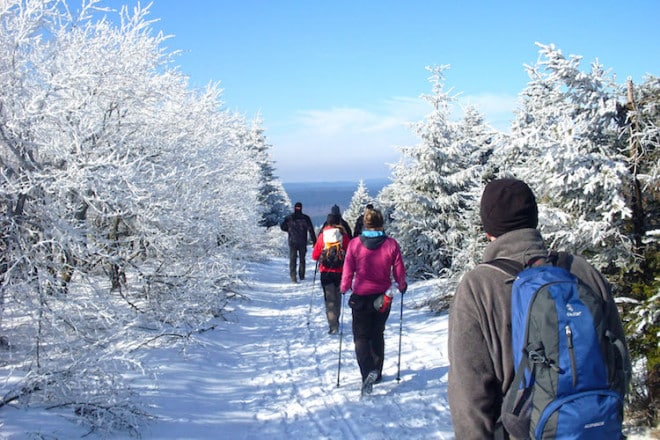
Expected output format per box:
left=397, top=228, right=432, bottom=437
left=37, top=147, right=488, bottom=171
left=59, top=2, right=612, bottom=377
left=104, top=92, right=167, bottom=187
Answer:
left=340, top=208, right=407, bottom=394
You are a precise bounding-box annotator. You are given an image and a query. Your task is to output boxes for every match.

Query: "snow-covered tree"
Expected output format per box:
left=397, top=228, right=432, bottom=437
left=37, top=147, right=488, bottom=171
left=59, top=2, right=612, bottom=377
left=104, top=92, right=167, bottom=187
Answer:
left=498, top=43, right=634, bottom=271
left=343, top=179, right=372, bottom=228
left=375, top=176, right=400, bottom=231
left=0, top=1, right=267, bottom=433
left=617, top=75, right=660, bottom=424
left=621, top=75, right=659, bottom=252
left=385, top=66, right=486, bottom=278
left=447, top=105, right=499, bottom=274
left=245, top=117, right=291, bottom=229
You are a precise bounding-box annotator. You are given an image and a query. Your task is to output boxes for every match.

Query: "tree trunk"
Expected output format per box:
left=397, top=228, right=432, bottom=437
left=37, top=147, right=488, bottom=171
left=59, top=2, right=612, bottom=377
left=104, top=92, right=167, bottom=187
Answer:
left=626, top=79, right=645, bottom=251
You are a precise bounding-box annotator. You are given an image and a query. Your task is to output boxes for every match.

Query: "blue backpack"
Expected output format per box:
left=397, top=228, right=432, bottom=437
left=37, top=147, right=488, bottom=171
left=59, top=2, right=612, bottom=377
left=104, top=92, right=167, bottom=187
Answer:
left=487, top=253, right=629, bottom=440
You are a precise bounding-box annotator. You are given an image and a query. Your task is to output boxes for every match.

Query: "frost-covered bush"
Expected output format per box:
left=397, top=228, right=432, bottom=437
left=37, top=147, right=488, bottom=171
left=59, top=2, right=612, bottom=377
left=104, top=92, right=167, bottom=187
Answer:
left=0, top=0, right=277, bottom=434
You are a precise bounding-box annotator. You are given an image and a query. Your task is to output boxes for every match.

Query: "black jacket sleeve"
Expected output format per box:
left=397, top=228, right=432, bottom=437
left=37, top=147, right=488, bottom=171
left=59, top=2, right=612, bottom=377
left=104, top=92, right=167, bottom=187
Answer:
left=280, top=216, right=290, bottom=232
left=306, top=216, right=316, bottom=243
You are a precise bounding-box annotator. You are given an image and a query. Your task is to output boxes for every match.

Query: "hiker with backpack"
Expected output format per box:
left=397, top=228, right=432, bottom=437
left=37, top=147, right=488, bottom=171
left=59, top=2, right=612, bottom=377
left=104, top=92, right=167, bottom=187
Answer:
left=312, top=213, right=351, bottom=334
left=280, top=202, right=316, bottom=283
left=319, top=204, right=353, bottom=239
left=340, top=207, right=407, bottom=395
left=447, top=178, right=631, bottom=440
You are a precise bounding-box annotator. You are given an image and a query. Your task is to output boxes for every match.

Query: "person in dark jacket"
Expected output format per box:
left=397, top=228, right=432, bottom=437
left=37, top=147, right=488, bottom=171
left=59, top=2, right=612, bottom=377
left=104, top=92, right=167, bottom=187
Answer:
left=312, top=213, right=351, bottom=334
left=447, top=178, right=630, bottom=440
left=319, top=205, right=353, bottom=239
left=352, top=203, right=373, bottom=237
left=280, top=202, right=316, bottom=283
left=340, top=208, right=407, bottom=394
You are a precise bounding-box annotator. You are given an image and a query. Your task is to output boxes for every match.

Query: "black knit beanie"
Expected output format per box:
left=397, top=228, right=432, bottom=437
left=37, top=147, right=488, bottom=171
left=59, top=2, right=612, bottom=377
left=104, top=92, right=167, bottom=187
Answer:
left=326, top=214, right=340, bottom=225
left=480, top=178, right=538, bottom=237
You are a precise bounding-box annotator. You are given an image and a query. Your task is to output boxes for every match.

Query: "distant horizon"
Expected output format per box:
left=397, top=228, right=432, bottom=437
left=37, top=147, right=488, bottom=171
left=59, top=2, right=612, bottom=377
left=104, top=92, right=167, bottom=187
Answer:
left=282, top=179, right=388, bottom=227
left=282, top=177, right=391, bottom=186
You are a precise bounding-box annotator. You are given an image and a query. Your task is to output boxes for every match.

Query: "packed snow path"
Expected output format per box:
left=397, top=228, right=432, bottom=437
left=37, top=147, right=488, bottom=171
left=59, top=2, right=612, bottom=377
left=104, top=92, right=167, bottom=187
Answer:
left=142, top=258, right=455, bottom=439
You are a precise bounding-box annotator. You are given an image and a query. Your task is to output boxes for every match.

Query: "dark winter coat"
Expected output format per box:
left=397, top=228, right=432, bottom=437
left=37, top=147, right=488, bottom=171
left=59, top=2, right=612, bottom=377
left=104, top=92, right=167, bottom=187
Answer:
left=280, top=211, right=316, bottom=248
left=353, top=214, right=365, bottom=237
left=447, top=228, right=630, bottom=440
left=320, top=217, right=353, bottom=239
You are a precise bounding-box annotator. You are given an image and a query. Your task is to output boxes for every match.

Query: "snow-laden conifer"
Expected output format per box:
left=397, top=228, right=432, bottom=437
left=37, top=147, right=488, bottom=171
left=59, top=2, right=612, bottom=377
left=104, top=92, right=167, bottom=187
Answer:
left=500, top=43, right=634, bottom=270
left=385, top=66, right=489, bottom=278
left=246, top=117, right=291, bottom=230
left=447, top=106, right=499, bottom=274
left=344, top=179, right=372, bottom=228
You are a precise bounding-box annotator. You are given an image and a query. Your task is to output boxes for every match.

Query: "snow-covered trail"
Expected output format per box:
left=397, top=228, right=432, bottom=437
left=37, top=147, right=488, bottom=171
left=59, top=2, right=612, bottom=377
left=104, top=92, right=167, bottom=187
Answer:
left=0, top=257, right=455, bottom=439
left=2, top=258, right=655, bottom=439
left=3, top=257, right=654, bottom=439
left=142, top=258, right=455, bottom=439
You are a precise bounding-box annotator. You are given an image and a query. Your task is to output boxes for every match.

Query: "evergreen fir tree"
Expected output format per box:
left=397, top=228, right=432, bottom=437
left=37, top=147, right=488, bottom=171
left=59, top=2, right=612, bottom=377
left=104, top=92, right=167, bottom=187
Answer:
left=344, top=179, right=371, bottom=228
left=386, top=66, right=486, bottom=278
left=500, top=43, right=634, bottom=270
left=246, top=117, right=291, bottom=228
left=448, top=106, right=498, bottom=274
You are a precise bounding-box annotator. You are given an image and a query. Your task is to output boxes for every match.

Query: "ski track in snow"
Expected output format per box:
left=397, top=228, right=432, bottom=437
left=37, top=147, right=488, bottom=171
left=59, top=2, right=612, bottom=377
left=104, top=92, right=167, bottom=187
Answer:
left=142, top=258, right=454, bottom=440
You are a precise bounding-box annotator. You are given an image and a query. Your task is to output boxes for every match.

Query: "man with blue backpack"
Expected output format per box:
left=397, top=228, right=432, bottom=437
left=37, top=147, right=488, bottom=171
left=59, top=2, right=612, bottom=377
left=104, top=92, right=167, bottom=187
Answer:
left=448, top=178, right=631, bottom=440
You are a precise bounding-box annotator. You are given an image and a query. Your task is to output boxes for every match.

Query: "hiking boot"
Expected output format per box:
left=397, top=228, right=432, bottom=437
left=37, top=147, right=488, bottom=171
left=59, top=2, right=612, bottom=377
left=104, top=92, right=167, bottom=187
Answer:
left=361, top=370, right=378, bottom=395
left=290, top=276, right=297, bottom=283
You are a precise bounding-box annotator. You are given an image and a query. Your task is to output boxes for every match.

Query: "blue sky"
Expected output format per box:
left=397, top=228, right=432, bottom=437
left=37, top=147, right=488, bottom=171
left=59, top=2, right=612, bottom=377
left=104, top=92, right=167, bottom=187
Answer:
left=132, top=1, right=658, bottom=183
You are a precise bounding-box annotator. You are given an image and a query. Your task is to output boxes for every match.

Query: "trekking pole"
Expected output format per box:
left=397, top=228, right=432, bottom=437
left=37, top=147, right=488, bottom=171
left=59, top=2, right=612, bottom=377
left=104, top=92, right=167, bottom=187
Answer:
left=396, top=290, right=404, bottom=383
left=307, top=260, right=320, bottom=326
left=336, top=292, right=346, bottom=388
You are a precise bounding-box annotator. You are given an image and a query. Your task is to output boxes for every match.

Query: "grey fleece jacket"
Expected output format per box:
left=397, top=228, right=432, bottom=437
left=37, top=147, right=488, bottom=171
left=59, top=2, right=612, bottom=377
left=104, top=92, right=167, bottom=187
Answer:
left=447, top=228, right=628, bottom=440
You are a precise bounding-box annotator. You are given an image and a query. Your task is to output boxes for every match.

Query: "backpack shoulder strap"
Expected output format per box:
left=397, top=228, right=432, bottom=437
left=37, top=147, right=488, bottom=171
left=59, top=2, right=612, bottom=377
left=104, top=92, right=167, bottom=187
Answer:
left=485, top=250, right=570, bottom=276
left=482, top=259, right=523, bottom=280
left=554, top=250, right=574, bottom=271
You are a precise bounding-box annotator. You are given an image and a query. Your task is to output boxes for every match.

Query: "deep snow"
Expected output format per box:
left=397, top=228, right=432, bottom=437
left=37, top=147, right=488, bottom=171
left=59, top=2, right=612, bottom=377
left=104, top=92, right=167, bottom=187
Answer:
left=0, top=258, right=654, bottom=439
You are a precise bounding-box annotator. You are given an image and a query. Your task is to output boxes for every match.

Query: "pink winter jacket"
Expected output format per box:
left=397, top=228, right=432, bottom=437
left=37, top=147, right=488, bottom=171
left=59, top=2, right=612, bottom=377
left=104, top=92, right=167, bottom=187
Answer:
left=340, top=234, right=407, bottom=295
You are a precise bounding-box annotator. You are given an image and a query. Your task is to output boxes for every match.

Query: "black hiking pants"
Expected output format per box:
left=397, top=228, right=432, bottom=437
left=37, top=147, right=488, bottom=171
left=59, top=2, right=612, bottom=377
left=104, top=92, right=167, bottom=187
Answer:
left=288, top=244, right=307, bottom=281
left=320, top=272, right=342, bottom=332
left=349, top=293, right=390, bottom=382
